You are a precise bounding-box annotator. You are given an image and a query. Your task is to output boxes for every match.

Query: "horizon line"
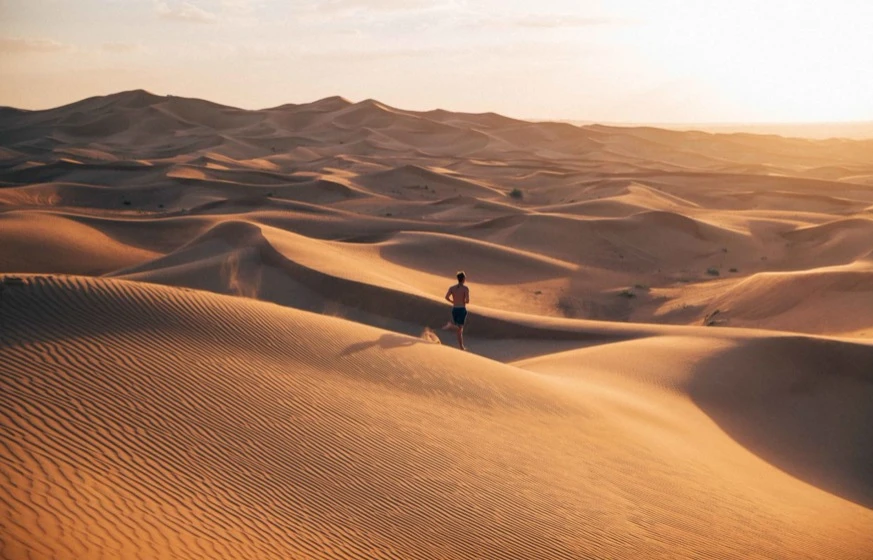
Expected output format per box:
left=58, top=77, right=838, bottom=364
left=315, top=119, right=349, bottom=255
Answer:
left=4, top=89, right=873, bottom=134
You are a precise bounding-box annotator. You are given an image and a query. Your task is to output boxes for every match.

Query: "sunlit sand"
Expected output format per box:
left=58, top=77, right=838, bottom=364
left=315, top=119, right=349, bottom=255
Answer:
left=2, top=91, right=872, bottom=559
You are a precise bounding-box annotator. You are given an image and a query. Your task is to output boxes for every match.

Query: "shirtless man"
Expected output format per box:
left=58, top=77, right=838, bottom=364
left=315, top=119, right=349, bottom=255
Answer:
left=442, top=271, right=469, bottom=350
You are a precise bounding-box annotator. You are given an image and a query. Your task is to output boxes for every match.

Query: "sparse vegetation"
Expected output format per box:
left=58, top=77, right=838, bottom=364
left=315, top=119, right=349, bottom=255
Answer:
left=729, top=267, right=738, bottom=273
left=122, top=200, right=131, bottom=206
left=509, top=188, right=523, bottom=199
left=619, top=289, right=636, bottom=298
left=706, top=267, right=720, bottom=276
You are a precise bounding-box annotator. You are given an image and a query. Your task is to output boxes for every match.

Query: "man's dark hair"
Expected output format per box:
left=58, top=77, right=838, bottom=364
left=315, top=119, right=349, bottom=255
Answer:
left=457, top=271, right=466, bottom=282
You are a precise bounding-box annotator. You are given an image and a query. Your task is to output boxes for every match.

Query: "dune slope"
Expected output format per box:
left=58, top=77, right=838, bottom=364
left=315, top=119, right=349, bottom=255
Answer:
left=2, top=276, right=872, bottom=559
left=3, top=91, right=873, bottom=335
left=3, top=91, right=873, bottom=559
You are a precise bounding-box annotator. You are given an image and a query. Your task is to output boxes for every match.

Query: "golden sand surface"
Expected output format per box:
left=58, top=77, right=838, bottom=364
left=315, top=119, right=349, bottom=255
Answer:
left=2, top=91, right=872, bottom=559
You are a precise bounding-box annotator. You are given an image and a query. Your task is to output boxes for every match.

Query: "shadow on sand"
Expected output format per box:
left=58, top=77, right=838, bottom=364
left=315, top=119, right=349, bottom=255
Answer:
left=689, top=336, right=873, bottom=509
left=338, top=333, right=427, bottom=357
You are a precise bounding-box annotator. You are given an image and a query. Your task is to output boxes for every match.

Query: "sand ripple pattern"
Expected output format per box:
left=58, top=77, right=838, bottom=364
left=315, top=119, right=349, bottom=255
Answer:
left=1, top=276, right=872, bottom=559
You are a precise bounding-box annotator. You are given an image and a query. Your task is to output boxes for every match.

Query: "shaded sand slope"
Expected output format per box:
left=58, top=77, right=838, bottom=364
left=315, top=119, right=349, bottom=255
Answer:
left=515, top=336, right=873, bottom=508
left=4, top=91, right=873, bottom=170
left=3, top=91, right=873, bottom=288
left=700, top=263, right=873, bottom=337
left=108, top=220, right=648, bottom=342
left=3, top=91, right=873, bottom=558
left=0, top=211, right=158, bottom=274
left=2, top=275, right=872, bottom=559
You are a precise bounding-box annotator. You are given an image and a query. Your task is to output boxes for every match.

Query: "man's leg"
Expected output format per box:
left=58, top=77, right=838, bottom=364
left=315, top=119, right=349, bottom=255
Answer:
left=456, top=326, right=465, bottom=350
left=445, top=308, right=460, bottom=331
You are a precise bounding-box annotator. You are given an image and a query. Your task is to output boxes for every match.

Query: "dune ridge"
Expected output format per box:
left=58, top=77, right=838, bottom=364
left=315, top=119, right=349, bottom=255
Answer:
left=2, top=91, right=873, bottom=558
left=2, top=275, right=872, bottom=559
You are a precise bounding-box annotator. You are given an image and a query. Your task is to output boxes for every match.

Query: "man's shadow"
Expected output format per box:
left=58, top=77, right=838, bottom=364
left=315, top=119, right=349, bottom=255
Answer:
left=338, top=333, right=426, bottom=357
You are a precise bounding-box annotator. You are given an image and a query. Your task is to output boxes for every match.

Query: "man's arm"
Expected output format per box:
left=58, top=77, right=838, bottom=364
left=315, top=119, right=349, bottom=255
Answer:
left=465, top=286, right=470, bottom=304
left=445, top=288, right=453, bottom=304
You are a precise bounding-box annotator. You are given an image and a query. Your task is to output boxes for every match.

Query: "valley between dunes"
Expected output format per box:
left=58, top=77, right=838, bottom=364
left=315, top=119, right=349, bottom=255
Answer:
left=1, top=91, right=872, bottom=559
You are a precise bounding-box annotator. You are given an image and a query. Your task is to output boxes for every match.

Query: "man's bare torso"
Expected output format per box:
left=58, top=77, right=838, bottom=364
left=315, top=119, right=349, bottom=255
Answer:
left=446, top=284, right=469, bottom=307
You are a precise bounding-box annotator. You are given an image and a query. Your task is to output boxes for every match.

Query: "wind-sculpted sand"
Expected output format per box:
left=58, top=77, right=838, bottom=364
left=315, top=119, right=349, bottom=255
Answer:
left=1, top=91, right=872, bottom=558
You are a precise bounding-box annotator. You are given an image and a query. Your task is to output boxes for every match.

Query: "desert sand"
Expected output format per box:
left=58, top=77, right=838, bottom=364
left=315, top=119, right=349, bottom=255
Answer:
left=1, top=90, right=872, bottom=559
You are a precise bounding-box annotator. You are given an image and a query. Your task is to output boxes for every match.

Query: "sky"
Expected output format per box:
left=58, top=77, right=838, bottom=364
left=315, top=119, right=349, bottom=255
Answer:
left=1, top=0, right=872, bottom=123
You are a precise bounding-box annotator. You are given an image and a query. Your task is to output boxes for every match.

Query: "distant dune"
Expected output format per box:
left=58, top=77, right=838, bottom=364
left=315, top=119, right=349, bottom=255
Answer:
left=565, top=120, right=873, bottom=140
left=2, top=91, right=873, bottom=559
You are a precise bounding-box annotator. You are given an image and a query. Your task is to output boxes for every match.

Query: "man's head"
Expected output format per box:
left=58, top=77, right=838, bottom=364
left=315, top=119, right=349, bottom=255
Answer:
left=456, top=271, right=466, bottom=284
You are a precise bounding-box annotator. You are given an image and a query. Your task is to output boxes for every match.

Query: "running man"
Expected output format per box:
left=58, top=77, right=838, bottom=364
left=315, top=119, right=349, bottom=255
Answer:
left=442, top=271, right=469, bottom=350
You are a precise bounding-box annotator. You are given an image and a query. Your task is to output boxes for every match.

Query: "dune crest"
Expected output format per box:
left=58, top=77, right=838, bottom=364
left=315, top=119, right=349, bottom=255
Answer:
left=2, top=275, right=872, bottom=559
left=2, top=91, right=873, bottom=558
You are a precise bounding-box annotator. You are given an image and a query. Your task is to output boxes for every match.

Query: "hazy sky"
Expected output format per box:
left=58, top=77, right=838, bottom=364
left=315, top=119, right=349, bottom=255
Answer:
left=2, top=0, right=872, bottom=122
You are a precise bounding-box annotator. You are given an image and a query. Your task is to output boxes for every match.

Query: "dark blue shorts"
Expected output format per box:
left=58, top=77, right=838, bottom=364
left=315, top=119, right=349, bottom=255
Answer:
left=452, top=307, right=467, bottom=327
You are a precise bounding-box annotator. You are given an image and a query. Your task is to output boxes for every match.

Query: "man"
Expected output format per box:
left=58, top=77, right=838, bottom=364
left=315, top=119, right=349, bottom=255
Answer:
left=442, top=271, right=469, bottom=350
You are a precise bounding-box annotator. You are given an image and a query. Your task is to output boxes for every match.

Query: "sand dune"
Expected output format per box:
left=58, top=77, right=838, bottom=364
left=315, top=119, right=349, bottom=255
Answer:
left=0, top=211, right=159, bottom=274
left=355, top=164, right=502, bottom=200
left=2, top=90, right=873, bottom=558
left=2, top=275, right=872, bottom=559
left=698, top=264, right=873, bottom=337
left=514, top=334, right=873, bottom=507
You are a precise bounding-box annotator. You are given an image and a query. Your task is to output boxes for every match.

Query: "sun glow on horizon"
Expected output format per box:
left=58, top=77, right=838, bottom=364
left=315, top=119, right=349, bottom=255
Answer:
left=613, top=0, right=873, bottom=123
left=0, top=0, right=871, bottom=123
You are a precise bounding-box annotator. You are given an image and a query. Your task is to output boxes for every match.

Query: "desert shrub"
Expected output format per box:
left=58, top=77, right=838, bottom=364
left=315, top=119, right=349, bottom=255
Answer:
left=706, top=267, right=720, bottom=276
left=509, top=188, right=523, bottom=199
